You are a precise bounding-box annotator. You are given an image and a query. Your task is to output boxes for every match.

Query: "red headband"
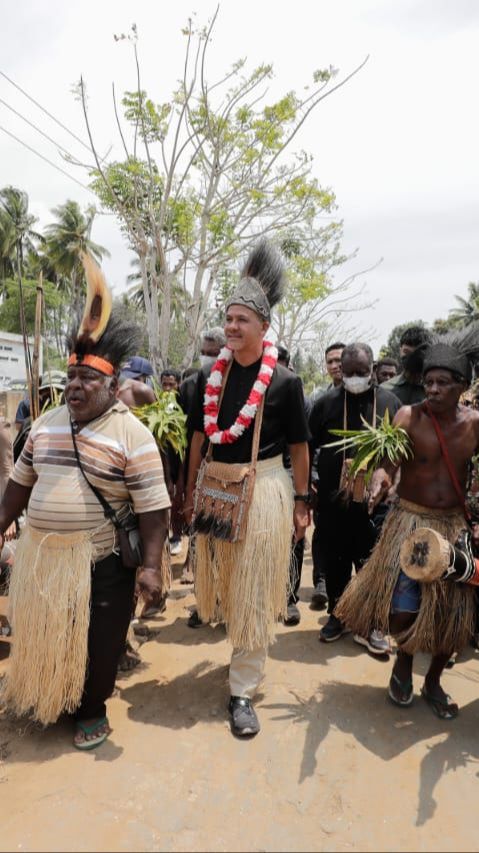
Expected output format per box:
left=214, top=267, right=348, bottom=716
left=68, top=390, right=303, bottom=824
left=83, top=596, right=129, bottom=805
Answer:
left=68, top=354, right=115, bottom=376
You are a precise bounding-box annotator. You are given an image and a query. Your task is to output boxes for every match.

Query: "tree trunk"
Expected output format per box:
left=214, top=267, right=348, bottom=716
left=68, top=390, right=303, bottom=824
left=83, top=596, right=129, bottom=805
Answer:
left=139, top=248, right=162, bottom=375
left=157, top=272, right=171, bottom=368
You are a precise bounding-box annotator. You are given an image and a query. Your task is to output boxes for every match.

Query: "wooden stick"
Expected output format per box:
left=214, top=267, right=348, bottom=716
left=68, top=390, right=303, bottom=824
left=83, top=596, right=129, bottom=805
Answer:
left=16, top=245, right=33, bottom=417
left=31, top=272, right=43, bottom=421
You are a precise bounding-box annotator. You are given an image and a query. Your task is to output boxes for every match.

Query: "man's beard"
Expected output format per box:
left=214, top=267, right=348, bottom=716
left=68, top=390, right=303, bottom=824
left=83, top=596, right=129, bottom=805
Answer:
left=91, top=382, right=115, bottom=415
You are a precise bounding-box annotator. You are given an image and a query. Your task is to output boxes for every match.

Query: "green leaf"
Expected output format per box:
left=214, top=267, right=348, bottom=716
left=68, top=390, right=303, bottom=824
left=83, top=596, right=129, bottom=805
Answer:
left=133, top=390, right=187, bottom=460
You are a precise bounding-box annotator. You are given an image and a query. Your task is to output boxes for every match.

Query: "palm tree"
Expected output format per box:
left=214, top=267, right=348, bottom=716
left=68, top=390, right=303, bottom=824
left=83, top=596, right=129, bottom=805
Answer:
left=449, top=282, right=479, bottom=327
left=0, top=187, right=44, bottom=395
left=0, top=207, right=16, bottom=289
left=43, top=200, right=109, bottom=318
left=0, top=186, right=43, bottom=277
left=127, top=256, right=184, bottom=317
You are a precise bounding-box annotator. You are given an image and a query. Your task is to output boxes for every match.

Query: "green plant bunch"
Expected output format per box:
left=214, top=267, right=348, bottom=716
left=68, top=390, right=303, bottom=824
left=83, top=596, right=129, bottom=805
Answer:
left=324, top=409, right=413, bottom=483
left=133, top=388, right=187, bottom=460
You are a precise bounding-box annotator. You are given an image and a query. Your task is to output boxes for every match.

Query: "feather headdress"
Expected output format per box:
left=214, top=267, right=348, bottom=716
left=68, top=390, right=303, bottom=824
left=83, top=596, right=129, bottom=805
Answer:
left=405, top=323, right=479, bottom=385
left=76, top=252, right=112, bottom=346
left=67, top=253, right=142, bottom=375
left=225, top=239, right=286, bottom=321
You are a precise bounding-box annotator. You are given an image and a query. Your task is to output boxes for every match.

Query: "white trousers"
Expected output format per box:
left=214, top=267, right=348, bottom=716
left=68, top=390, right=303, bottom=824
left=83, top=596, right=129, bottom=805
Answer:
left=229, top=646, right=267, bottom=699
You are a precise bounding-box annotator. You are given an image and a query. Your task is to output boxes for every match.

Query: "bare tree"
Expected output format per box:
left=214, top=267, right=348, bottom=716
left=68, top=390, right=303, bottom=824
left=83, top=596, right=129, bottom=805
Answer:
left=73, top=11, right=368, bottom=369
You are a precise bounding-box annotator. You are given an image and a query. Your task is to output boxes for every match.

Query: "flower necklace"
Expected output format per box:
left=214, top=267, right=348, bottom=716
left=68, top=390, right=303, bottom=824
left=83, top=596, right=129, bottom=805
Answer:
left=203, top=339, right=278, bottom=444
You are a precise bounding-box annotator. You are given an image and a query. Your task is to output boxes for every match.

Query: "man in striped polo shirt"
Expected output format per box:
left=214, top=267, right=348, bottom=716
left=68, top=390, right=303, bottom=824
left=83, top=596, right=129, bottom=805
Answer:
left=0, top=255, right=170, bottom=750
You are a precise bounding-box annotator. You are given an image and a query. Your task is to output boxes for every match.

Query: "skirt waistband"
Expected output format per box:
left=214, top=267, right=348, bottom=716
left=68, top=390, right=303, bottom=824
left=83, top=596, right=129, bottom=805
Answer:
left=256, top=454, right=286, bottom=475
left=399, top=498, right=462, bottom=518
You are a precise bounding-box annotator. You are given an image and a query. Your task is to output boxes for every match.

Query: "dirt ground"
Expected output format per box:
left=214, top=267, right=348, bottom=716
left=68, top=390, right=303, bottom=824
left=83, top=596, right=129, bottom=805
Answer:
left=1, top=539, right=479, bottom=853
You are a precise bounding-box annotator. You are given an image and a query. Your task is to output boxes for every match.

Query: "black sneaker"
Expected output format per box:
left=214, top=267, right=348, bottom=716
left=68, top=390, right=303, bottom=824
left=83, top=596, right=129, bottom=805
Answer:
left=228, top=696, right=260, bottom=737
left=284, top=603, right=301, bottom=626
left=187, top=610, right=203, bottom=628
left=311, top=579, right=328, bottom=610
left=319, top=615, right=349, bottom=642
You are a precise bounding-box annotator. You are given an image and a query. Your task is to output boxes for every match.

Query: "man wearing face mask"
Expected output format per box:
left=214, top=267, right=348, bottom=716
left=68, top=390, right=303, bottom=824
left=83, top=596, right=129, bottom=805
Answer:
left=309, top=343, right=401, bottom=647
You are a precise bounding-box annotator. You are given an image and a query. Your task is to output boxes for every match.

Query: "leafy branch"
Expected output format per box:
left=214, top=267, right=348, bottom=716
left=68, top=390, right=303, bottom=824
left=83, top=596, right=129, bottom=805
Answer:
left=324, top=409, right=412, bottom=482
left=133, top=388, right=187, bottom=459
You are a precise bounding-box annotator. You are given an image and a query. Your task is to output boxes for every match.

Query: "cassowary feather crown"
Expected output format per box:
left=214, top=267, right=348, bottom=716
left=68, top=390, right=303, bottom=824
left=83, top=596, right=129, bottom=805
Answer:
left=225, top=239, right=286, bottom=322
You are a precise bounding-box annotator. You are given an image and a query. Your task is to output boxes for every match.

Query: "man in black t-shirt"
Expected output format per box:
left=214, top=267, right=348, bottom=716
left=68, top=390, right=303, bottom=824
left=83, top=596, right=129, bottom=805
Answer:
left=309, top=342, right=401, bottom=650
left=310, top=341, right=347, bottom=611
left=185, top=241, right=310, bottom=738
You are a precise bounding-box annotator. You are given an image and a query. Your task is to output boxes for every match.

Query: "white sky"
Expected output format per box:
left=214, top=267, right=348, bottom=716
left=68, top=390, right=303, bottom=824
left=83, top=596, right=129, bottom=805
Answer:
left=1, top=0, right=478, bottom=354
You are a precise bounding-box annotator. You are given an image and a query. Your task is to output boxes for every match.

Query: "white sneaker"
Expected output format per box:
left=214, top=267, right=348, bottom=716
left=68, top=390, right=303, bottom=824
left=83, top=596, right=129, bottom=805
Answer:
left=170, top=540, right=182, bottom=556
left=354, top=630, right=391, bottom=655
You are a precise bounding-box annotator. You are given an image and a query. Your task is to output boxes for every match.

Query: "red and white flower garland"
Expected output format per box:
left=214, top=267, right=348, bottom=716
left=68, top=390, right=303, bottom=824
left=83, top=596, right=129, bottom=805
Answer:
left=203, top=339, right=278, bottom=444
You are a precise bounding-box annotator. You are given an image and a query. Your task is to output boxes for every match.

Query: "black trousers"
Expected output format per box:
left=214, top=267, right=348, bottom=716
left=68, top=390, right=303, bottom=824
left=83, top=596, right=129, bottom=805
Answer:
left=311, top=508, right=325, bottom=589
left=76, top=553, right=136, bottom=721
left=316, top=500, right=378, bottom=615
left=288, top=537, right=305, bottom=605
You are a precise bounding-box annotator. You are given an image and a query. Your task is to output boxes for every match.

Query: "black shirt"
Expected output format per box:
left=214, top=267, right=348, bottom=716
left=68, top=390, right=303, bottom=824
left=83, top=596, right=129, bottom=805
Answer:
left=179, top=371, right=199, bottom=418
left=381, top=373, right=425, bottom=405
left=179, top=369, right=203, bottom=447
left=190, top=358, right=310, bottom=464
left=308, top=384, right=402, bottom=501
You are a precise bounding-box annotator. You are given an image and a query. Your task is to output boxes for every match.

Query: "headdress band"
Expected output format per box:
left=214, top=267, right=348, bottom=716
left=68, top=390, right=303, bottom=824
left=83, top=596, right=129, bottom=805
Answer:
left=226, top=277, right=271, bottom=321
left=68, top=354, right=115, bottom=376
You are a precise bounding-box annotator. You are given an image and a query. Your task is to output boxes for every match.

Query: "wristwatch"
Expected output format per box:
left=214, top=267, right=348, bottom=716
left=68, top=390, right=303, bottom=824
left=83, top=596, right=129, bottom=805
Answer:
left=293, top=493, right=312, bottom=504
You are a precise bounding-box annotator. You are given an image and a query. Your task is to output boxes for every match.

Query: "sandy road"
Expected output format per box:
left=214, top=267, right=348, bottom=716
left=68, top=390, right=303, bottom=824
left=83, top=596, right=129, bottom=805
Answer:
left=1, top=542, right=479, bottom=852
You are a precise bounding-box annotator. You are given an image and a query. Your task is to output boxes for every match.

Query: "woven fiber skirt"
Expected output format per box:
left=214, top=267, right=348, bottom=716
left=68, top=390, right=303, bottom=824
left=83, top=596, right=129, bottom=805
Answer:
left=335, top=499, right=476, bottom=655
left=193, top=455, right=293, bottom=650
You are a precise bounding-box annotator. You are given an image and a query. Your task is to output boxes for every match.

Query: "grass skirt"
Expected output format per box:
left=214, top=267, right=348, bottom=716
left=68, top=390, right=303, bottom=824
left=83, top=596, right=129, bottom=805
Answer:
left=161, top=540, right=172, bottom=594
left=335, top=499, right=476, bottom=655
left=2, top=525, right=93, bottom=725
left=193, top=455, right=293, bottom=651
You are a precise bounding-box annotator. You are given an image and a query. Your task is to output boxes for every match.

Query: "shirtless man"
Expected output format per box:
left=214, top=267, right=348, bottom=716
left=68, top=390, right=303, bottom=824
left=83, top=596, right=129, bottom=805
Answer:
left=118, top=356, right=155, bottom=408
left=336, top=339, right=479, bottom=719
left=118, top=378, right=155, bottom=408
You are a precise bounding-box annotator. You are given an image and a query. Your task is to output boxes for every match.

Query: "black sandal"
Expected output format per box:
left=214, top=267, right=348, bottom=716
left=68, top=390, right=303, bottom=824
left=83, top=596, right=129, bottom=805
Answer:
left=388, top=672, right=413, bottom=706
left=420, top=685, right=458, bottom=720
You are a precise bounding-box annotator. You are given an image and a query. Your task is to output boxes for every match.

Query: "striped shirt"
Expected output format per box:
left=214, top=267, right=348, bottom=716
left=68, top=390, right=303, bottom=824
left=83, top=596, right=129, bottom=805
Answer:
left=12, top=401, right=170, bottom=559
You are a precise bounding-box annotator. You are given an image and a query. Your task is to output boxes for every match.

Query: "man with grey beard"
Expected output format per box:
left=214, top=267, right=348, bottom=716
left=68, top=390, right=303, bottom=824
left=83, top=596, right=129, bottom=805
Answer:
left=0, top=264, right=170, bottom=751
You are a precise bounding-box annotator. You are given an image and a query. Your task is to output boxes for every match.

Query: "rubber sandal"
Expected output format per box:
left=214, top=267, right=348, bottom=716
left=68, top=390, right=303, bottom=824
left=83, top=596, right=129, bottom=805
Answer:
left=420, top=686, right=459, bottom=720
left=388, top=672, right=414, bottom=706
left=74, top=717, right=111, bottom=750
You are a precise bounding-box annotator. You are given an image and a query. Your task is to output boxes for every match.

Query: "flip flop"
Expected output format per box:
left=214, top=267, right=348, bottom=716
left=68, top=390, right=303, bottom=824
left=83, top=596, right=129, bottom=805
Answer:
left=74, top=717, right=111, bottom=750
left=388, top=672, right=414, bottom=706
left=420, top=686, right=459, bottom=720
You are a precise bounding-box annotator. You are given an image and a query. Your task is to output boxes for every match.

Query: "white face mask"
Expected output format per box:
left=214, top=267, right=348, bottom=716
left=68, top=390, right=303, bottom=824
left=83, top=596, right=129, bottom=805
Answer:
left=343, top=374, right=372, bottom=395
left=199, top=354, right=217, bottom=370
